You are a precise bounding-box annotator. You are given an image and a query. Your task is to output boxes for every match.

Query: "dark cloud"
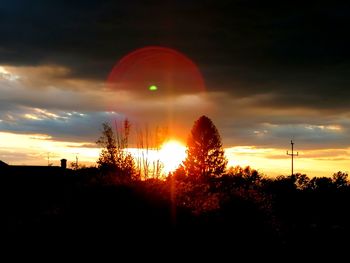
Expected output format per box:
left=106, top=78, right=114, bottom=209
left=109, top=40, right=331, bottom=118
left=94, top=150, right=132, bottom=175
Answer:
left=1, top=1, right=349, bottom=94
left=1, top=0, right=350, bottom=151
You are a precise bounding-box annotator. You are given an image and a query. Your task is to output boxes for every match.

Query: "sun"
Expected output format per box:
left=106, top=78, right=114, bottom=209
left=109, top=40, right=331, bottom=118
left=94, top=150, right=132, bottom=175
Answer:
left=160, top=140, right=187, bottom=174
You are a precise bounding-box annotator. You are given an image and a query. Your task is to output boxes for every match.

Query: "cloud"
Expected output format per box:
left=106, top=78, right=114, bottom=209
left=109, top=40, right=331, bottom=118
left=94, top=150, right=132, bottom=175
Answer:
left=1, top=1, right=350, bottom=153
left=0, top=0, right=349, bottom=113
left=2, top=65, right=350, bottom=151
left=203, top=92, right=350, bottom=149
left=0, top=64, right=211, bottom=142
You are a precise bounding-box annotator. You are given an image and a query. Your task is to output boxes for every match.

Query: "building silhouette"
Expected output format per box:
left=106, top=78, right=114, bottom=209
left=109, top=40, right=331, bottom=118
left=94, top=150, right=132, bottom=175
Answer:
left=0, top=159, right=69, bottom=176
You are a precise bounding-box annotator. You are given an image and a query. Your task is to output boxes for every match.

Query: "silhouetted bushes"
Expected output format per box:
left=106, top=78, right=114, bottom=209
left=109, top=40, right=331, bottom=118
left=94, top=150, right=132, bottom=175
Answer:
left=2, top=167, right=350, bottom=253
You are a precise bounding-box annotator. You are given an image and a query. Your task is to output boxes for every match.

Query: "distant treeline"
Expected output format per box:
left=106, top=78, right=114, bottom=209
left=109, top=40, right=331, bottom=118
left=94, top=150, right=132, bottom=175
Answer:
left=2, top=115, right=349, bottom=256
left=2, top=165, right=349, bottom=256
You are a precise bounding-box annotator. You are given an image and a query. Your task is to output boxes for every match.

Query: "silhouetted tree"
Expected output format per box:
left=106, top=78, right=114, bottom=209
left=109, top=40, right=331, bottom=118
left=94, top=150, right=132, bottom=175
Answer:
left=115, top=119, right=138, bottom=180
left=332, top=171, right=348, bottom=189
left=96, top=122, right=118, bottom=170
left=266, top=175, right=297, bottom=193
left=223, top=165, right=264, bottom=189
left=308, top=177, right=334, bottom=192
left=240, top=166, right=263, bottom=187
left=135, top=125, right=167, bottom=179
left=292, top=173, right=310, bottom=190
left=96, top=120, right=137, bottom=181
left=183, top=115, right=227, bottom=180
left=171, top=165, right=186, bottom=181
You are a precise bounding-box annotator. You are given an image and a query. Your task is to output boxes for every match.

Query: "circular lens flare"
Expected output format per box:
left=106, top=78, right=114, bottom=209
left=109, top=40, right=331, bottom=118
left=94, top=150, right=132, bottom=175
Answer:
left=107, top=46, right=206, bottom=96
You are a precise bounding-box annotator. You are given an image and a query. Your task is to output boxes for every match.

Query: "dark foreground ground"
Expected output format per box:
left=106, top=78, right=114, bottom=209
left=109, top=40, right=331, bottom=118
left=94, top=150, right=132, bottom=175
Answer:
left=1, top=170, right=350, bottom=259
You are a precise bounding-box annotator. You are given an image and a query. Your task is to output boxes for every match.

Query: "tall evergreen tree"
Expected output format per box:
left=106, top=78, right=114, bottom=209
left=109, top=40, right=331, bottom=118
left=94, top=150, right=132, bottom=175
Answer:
left=183, top=115, right=227, bottom=180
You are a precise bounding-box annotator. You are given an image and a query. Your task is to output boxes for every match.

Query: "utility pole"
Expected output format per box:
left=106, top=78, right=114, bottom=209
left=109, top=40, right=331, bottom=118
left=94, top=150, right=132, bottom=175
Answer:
left=287, top=140, right=298, bottom=176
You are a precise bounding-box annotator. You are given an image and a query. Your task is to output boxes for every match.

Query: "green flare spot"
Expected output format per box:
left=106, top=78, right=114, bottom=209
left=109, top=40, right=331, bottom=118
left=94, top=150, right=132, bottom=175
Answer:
left=149, top=85, right=158, bottom=91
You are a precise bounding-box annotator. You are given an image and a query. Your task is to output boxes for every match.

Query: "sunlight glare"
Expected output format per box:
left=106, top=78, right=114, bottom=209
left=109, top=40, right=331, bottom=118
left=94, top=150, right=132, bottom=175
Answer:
left=160, top=140, right=186, bottom=174
left=0, top=66, right=8, bottom=74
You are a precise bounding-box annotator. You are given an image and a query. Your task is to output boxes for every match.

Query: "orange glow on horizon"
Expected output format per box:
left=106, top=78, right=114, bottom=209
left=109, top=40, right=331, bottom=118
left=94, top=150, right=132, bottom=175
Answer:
left=0, top=131, right=349, bottom=178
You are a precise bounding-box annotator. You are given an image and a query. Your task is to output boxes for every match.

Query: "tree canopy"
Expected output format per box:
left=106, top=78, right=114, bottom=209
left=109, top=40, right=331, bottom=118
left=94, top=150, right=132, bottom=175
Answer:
left=183, top=115, right=227, bottom=180
left=96, top=122, right=118, bottom=170
left=96, top=121, right=137, bottom=181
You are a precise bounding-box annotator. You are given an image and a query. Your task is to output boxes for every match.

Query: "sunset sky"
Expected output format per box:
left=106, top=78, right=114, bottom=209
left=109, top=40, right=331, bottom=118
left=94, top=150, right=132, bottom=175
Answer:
left=1, top=1, right=350, bottom=177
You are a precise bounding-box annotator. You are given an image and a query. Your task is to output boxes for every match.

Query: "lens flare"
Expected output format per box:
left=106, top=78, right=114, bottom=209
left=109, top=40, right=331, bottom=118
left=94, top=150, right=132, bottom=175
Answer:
left=149, top=85, right=158, bottom=91
left=107, top=46, right=206, bottom=96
